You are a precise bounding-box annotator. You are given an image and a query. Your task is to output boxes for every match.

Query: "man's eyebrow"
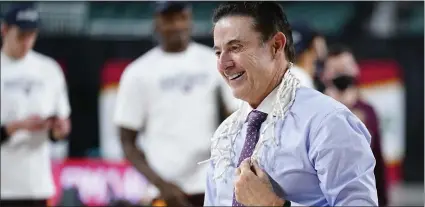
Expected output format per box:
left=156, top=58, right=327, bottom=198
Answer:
left=213, top=39, right=242, bottom=50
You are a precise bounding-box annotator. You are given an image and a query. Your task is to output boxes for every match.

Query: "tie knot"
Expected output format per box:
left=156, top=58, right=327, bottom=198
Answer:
left=246, top=110, right=268, bottom=127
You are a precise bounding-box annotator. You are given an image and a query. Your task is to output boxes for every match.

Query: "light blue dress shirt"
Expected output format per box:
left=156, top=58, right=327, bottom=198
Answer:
left=204, top=86, right=379, bottom=206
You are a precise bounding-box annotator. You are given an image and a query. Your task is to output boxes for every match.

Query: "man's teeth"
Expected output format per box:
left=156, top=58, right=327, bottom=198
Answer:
left=229, top=72, right=244, bottom=80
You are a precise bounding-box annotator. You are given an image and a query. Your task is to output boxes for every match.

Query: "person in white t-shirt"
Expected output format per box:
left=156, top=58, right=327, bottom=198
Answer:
left=113, top=2, right=237, bottom=207
left=0, top=4, right=71, bottom=207
left=290, top=21, right=328, bottom=89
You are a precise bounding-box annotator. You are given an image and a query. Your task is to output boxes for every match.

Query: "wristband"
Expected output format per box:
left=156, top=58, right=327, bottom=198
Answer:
left=49, top=129, right=58, bottom=142
left=0, top=126, right=10, bottom=144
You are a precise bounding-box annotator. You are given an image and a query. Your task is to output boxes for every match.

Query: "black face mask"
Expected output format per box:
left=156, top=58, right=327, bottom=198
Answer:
left=332, top=75, right=357, bottom=91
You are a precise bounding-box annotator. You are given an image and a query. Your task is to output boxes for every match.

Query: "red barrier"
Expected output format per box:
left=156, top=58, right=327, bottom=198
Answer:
left=50, top=159, right=150, bottom=206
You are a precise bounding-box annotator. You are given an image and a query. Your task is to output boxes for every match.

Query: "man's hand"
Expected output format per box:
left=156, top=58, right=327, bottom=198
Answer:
left=14, top=115, right=53, bottom=132
left=158, top=182, right=193, bottom=207
left=234, top=158, right=285, bottom=206
left=2, top=115, right=53, bottom=144
left=51, top=118, right=71, bottom=140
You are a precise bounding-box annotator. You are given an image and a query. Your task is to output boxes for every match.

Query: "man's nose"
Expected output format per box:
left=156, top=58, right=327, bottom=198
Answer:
left=218, top=53, right=234, bottom=71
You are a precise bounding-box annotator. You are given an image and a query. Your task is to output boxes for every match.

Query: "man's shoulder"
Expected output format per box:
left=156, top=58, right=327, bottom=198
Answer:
left=123, top=48, right=161, bottom=77
left=294, top=87, right=346, bottom=108
left=291, top=87, right=350, bottom=120
left=190, top=42, right=214, bottom=53
left=189, top=42, right=216, bottom=61
left=29, top=51, right=64, bottom=78
left=133, top=47, right=160, bottom=63
left=29, top=51, right=60, bottom=67
left=291, top=88, right=369, bottom=140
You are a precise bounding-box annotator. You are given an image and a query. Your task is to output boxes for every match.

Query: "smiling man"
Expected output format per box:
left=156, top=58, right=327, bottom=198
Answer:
left=204, top=2, right=379, bottom=206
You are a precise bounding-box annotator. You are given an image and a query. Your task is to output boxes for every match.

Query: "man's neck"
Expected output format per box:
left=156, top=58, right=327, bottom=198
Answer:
left=161, top=42, right=189, bottom=53
left=248, top=69, right=287, bottom=109
left=1, top=47, right=11, bottom=58
left=1, top=47, right=25, bottom=60
left=296, top=54, right=315, bottom=78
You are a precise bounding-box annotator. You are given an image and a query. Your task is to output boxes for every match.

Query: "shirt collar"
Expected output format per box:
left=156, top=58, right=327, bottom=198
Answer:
left=239, top=80, right=281, bottom=122
left=0, top=50, right=32, bottom=63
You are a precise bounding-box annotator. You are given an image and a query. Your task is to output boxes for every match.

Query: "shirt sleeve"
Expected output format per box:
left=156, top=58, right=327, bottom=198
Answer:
left=53, top=62, right=71, bottom=119
left=114, top=68, right=148, bottom=131
left=204, top=161, right=217, bottom=206
left=309, top=108, right=379, bottom=206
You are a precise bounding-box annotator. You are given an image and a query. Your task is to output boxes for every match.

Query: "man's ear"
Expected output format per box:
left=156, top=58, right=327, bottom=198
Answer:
left=271, top=32, right=286, bottom=58
left=1, top=23, right=8, bottom=38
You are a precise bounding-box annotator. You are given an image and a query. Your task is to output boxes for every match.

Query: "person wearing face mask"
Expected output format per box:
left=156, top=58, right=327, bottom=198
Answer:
left=113, top=2, right=237, bottom=206
left=204, top=2, right=379, bottom=206
left=0, top=4, right=71, bottom=207
left=322, top=44, right=388, bottom=207
left=290, top=21, right=328, bottom=89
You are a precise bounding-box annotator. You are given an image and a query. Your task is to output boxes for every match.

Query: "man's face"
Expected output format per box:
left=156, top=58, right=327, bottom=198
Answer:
left=213, top=16, right=284, bottom=102
left=155, top=9, right=191, bottom=49
left=323, top=52, right=360, bottom=108
left=1, top=24, right=37, bottom=59
left=322, top=52, right=359, bottom=84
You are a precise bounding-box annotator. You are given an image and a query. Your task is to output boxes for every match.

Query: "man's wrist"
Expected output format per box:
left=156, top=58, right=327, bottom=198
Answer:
left=1, top=126, right=9, bottom=143
left=5, top=121, right=22, bottom=136
left=1, top=122, right=23, bottom=144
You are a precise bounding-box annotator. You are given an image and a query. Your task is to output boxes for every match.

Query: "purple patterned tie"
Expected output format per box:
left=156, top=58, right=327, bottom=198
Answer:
left=232, top=110, right=268, bottom=206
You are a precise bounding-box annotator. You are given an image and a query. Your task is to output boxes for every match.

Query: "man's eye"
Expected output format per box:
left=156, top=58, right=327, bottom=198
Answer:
left=231, top=45, right=242, bottom=52
left=215, top=51, right=221, bottom=57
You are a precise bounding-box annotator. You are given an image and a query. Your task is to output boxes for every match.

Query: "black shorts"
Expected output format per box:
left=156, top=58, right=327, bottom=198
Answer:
left=151, top=193, right=205, bottom=207
left=0, top=199, right=48, bottom=207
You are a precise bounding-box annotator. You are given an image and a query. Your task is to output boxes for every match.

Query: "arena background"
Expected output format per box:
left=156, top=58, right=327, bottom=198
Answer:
left=0, top=1, right=423, bottom=206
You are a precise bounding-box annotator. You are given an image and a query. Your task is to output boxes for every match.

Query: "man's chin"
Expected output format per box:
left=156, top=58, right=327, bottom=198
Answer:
left=231, top=87, right=249, bottom=101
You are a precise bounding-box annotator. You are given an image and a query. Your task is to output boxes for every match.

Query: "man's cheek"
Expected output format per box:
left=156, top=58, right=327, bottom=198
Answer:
left=243, top=52, right=261, bottom=70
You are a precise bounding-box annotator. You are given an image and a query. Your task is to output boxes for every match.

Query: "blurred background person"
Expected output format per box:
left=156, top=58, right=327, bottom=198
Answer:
left=322, top=44, right=388, bottom=206
left=113, top=2, right=237, bottom=207
left=290, top=21, right=328, bottom=89
left=0, top=4, right=71, bottom=207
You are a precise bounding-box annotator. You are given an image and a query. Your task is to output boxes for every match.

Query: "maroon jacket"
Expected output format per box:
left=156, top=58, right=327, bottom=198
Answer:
left=353, top=100, right=388, bottom=206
